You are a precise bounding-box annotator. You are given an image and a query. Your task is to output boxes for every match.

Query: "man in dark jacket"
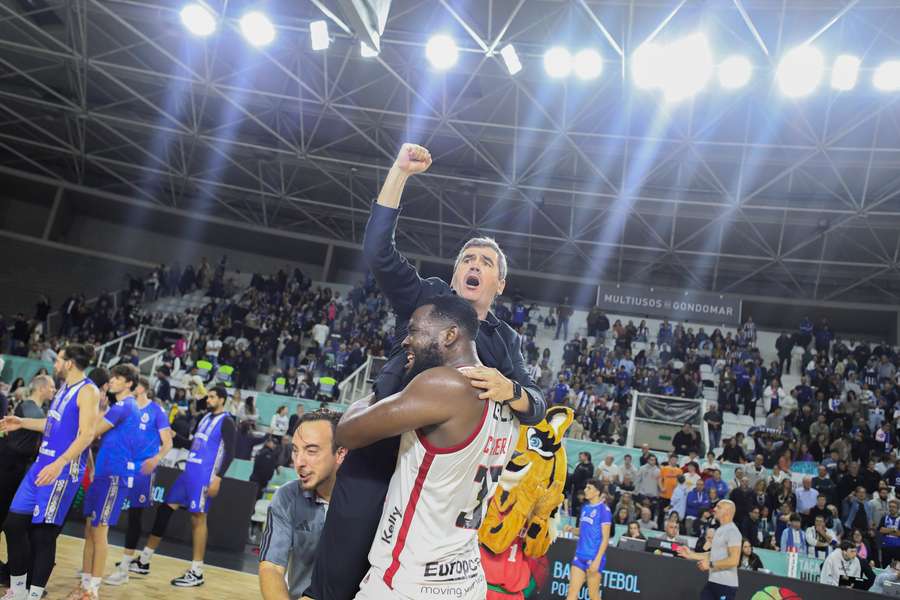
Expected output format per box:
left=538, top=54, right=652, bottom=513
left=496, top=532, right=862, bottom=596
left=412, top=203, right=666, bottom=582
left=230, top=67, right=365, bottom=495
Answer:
left=249, top=436, right=279, bottom=500
left=306, top=143, right=546, bottom=600
left=570, top=452, right=595, bottom=515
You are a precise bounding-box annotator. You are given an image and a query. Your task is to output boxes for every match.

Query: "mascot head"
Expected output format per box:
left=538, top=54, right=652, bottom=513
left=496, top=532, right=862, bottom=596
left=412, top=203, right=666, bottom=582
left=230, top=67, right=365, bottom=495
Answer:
left=479, top=406, right=573, bottom=557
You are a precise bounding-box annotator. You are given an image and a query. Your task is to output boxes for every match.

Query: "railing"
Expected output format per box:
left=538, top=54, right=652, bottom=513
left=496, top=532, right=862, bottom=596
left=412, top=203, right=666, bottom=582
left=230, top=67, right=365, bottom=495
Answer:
left=95, top=330, right=140, bottom=367
left=338, top=355, right=373, bottom=404
left=136, top=325, right=194, bottom=352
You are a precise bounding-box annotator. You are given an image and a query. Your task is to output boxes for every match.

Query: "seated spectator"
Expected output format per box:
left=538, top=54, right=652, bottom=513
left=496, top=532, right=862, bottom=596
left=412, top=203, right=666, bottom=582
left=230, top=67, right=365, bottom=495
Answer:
left=704, top=468, right=729, bottom=498
left=660, top=516, right=686, bottom=546
left=694, top=527, right=715, bottom=553
left=269, top=405, right=289, bottom=437
left=740, top=539, right=764, bottom=571
left=636, top=507, right=657, bottom=531
left=871, top=557, right=900, bottom=593
left=806, top=515, right=839, bottom=559
left=624, top=522, right=645, bottom=541
left=819, top=541, right=860, bottom=586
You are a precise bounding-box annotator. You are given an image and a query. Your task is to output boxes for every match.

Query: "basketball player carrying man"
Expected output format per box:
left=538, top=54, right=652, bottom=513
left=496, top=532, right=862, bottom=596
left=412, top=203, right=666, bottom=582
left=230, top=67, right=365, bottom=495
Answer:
left=677, top=499, right=742, bottom=600
left=68, top=364, right=161, bottom=600
left=105, top=376, right=173, bottom=586
left=1, top=344, right=100, bottom=600
left=565, top=479, right=611, bottom=600
left=135, top=385, right=235, bottom=587
left=335, top=295, right=519, bottom=600
left=306, top=143, right=546, bottom=600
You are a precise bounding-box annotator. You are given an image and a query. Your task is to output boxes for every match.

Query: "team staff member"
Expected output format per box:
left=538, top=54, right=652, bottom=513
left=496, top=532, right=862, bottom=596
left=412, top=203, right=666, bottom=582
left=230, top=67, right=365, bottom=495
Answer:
left=259, top=410, right=347, bottom=600
left=306, top=143, right=546, bottom=600
left=565, top=479, right=612, bottom=600
left=677, top=500, right=742, bottom=600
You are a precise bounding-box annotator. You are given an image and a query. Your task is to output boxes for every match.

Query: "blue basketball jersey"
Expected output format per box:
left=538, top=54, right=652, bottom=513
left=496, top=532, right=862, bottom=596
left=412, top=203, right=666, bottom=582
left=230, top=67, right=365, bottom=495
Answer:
left=576, top=500, right=612, bottom=559
left=94, top=396, right=159, bottom=477
left=37, top=378, right=94, bottom=472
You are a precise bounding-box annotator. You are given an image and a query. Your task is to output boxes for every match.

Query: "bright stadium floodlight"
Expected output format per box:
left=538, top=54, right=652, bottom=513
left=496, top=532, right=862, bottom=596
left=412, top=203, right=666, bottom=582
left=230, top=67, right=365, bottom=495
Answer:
left=425, top=34, right=458, bottom=70
left=874, top=60, right=900, bottom=91
left=544, top=46, right=572, bottom=78
left=831, top=54, right=860, bottom=91
left=573, top=48, right=603, bottom=80
left=500, top=43, right=522, bottom=75
left=310, top=20, right=329, bottom=51
left=776, top=45, right=824, bottom=98
left=360, top=42, right=378, bottom=58
left=718, top=55, right=752, bottom=89
left=660, top=32, right=713, bottom=102
left=239, top=11, right=276, bottom=47
left=631, top=42, right=665, bottom=90
left=180, top=3, right=216, bottom=37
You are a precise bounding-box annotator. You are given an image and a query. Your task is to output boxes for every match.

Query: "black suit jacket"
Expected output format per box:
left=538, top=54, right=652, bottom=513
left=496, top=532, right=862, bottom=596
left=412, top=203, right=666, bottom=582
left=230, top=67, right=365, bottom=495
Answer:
left=362, top=204, right=546, bottom=424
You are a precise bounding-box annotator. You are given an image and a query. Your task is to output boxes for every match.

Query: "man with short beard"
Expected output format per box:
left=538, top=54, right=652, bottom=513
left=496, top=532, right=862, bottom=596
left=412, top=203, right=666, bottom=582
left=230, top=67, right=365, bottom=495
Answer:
left=259, top=410, right=347, bottom=600
left=306, top=144, right=545, bottom=600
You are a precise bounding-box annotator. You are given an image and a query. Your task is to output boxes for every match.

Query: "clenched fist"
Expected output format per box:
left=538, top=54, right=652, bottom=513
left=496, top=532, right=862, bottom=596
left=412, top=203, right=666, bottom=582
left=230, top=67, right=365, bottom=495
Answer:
left=394, top=143, right=432, bottom=175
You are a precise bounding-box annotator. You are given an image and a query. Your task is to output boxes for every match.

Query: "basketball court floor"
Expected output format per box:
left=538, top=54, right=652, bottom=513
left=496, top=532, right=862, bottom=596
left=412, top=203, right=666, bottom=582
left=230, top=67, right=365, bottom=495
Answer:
left=1, top=525, right=259, bottom=600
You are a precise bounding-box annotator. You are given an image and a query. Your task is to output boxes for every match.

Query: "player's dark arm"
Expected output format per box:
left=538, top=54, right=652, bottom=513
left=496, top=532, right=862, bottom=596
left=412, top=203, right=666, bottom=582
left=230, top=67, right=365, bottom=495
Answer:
left=362, top=204, right=428, bottom=317
left=506, top=333, right=546, bottom=424
left=215, top=416, right=237, bottom=477
left=336, top=368, right=463, bottom=449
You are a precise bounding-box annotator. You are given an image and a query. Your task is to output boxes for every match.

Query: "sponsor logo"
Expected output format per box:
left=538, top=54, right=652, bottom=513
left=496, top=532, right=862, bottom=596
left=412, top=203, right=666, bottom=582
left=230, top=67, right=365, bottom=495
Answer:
left=33, top=505, right=40, bottom=517
left=380, top=506, right=403, bottom=544
left=141, top=413, right=150, bottom=423
left=481, top=435, right=509, bottom=457
left=139, top=495, right=147, bottom=504
left=190, top=501, right=196, bottom=509
left=423, top=557, right=482, bottom=582
left=750, top=586, right=801, bottom=600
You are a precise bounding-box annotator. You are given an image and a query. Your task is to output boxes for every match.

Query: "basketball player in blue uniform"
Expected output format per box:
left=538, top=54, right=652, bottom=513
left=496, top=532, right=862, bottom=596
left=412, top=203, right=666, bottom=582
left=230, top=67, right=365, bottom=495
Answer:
left=135, top=385, right=236, bottom=588
left=1, top=344, right=101, bottom=600
left=566, top=479, right=612, bottom=600
left=66, top=364, right=158, bottom=600
left=105, top=375, right=172, bottom=586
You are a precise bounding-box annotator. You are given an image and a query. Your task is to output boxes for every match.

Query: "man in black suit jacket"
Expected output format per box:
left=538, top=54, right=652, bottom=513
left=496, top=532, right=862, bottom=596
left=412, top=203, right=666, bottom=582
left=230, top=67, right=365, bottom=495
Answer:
left=306, top=143, right=546, bottom=600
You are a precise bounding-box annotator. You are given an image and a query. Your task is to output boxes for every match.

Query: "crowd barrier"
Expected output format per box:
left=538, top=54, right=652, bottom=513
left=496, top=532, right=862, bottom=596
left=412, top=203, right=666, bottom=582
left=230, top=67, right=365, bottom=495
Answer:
left=535, top=541, right=878, bottom=599
left=0, top=355, right=52, bottom=387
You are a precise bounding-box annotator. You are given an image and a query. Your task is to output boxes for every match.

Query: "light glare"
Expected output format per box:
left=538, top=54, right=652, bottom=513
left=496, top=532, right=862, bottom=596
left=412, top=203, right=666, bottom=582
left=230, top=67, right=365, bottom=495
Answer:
left=544, top=47, right=572, bottom=78
left=500, top=44, right=522, bottom=75
left=179, top=4, right=216, bottom=37
left=874, top=60, right=900, bottom=91
left=425, top=34, right=458, bottom=70
left=776, top=45, right=824, bottom=98
left=631, top=42, right=665, bottom=89
left=361, top=42, right=378, bottom=58
left=573, top=48, right=603, bottom=80
left=310, top=20, right=329, bottom=51
left=831, top=54, right=860, bottom=91
left=239, top=11, right=276, bottom=47
left=661, top=33, right=713, bottom=102
left=718, top=55, right=752, bottom=89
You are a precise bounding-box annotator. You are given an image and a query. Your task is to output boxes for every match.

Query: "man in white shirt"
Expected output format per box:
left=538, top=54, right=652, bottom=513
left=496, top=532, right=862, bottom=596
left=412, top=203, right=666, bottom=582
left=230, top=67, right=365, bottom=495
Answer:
left=796, top=477, right=819, bottom=521
left=205, top=338, right=223, bottom=363
left=620, top=454, right=637, bottom=483
left=819, top=541, right=861, bottom=586
left=805, top=515, right=838, bottom=559
left=595, top=455, right=620, bottom=483
left=311, top=320, right=330, bottom=348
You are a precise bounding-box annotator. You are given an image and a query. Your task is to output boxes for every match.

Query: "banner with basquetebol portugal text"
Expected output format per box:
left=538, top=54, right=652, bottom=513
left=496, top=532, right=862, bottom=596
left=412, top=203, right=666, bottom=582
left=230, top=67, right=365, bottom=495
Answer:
left=595, top=284, right=741, bottom=327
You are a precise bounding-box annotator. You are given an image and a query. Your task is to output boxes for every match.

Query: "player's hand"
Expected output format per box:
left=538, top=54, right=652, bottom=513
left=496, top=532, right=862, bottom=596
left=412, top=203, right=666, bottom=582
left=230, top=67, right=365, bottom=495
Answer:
left=140, top=456, right=160, bottom=475
left=36, top=459, right=64, bottom=486
left=393, top=143, right=432, bottom=175
left=0, top=416, right=23, bottom=432
left=459, top=367, right=514, bottom=403
left=697, top=559, right=710, bottom=572
left=208, top=475, right=222, bottom=498
left=589, top=558, right=601, bottom=572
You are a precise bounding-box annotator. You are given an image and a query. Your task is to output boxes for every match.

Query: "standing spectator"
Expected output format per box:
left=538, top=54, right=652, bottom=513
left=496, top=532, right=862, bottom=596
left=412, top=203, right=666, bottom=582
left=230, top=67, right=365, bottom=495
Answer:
left=595, top=455, right=621, bottom=483
left=879, top=499, right=900, bottom=567
left=311, top=320, right=330, bottom=348
left=269, top=405, right=289, bottom=437
left=775, top=332, right=793, bottom=375
left=287, top=404, right=306, bottom=437
left=154, top=367, right=172, bottom=404
left=704, top=403, right=723, bottom=450
left=795, top=477, right=819, bottom=526
left=806, top=515, right=838, bottom=559
left=554, top=296, right=572, bottom=341
left=250, top=437, right=280, bottom=500
left=780, top=514, right=808, bottom=554
left=635, top=454, right=661, bottom=501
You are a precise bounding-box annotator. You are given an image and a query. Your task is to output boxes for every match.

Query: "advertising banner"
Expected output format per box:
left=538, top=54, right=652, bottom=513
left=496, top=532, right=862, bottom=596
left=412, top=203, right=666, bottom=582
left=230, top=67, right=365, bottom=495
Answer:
left=595, top=284, right=742, bottom=327
left=536, top=541, right=876, bottom=600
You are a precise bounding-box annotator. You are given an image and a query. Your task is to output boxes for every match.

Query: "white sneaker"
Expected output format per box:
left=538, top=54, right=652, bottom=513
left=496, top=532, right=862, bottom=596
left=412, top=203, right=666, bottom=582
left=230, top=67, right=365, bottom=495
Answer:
left=104, top=570, right=129, bottom=586
left=1, top=589, right=18, bottom=600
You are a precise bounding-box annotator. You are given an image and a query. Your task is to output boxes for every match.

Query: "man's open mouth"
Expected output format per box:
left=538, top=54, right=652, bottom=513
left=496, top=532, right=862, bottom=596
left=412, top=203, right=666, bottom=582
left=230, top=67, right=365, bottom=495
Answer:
left=464, top=273, right=481, bottom=290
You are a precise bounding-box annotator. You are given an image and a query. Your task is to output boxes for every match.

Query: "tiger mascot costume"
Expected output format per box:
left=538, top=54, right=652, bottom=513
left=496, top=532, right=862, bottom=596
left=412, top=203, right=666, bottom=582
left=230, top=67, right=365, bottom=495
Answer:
left=478, top=406, right=574, bottom=599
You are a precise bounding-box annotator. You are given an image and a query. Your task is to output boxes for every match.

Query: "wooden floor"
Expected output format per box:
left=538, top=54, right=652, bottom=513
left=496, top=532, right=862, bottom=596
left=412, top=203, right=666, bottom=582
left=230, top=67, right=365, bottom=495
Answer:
left=1, top=535, right=259, bottom=600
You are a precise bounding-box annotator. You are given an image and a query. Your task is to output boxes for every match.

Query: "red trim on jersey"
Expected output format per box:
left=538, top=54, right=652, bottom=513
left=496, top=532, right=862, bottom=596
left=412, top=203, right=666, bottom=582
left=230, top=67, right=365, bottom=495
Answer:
left=415, top=400, right=490, bottom=455
left=384, top=451, right=435, bottom=589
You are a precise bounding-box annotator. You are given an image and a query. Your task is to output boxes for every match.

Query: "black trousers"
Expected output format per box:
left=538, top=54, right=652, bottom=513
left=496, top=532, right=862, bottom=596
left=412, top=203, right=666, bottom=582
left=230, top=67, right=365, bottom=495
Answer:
left=700, top=581, right=737, bottom=600
left=0, top=454, right=30, bottom=530
left=305, top=436, right=400, bottom=600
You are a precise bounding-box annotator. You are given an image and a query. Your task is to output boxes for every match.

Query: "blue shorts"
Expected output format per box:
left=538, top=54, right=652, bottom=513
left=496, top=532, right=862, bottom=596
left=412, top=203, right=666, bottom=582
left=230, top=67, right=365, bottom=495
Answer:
left=9, top=460, right=83, bottom=526
left=165, top=472, right=210, bottom=514
left=84, top=474, right=130, bottom=527
left=127, top=471, right=156, bottom=509
left=572, top=554, right=606, bottom=574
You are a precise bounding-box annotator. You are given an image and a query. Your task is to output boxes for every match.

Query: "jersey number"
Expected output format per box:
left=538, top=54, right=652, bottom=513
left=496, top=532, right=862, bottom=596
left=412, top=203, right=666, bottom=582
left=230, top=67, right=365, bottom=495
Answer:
left=455, top=465, right=503, bottom=530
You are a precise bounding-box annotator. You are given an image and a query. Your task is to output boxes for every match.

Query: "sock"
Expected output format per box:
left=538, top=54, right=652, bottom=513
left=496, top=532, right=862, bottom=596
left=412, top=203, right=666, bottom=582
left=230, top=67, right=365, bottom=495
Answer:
left=119, top=554, right=133, bottom=572
left=91, top=577, right=102, bottom=591
left=81, top=573, right=91, bottom=589
left=10, top=575, right=27, bottom=600
left=139, top=547, right=155, bottom=563
left=27, top=587, right=44, bottom=600
left=190, top=561, right=203, bottom=575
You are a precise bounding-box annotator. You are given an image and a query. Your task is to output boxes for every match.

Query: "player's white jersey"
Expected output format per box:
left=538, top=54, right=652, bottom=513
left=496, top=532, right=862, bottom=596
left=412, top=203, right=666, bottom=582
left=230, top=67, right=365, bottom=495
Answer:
left=366, top=398, right=519, bottom=599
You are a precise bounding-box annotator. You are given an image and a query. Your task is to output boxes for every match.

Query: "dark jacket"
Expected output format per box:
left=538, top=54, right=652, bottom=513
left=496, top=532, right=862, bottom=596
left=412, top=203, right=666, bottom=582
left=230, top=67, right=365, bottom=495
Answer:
left=363, top=204, right=546, bottom=424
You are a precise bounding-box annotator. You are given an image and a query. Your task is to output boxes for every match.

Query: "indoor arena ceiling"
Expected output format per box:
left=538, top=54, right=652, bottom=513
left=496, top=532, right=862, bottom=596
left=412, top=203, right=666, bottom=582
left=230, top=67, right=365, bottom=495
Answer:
left=1, top=0, right=900, bottom=303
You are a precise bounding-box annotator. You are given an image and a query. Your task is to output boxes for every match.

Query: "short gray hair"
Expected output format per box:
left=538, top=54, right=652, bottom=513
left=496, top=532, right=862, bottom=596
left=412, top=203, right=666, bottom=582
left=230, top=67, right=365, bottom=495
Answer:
left=27, top=374, right=54, bottom=397
left=454, top=237, right=508, bottom=281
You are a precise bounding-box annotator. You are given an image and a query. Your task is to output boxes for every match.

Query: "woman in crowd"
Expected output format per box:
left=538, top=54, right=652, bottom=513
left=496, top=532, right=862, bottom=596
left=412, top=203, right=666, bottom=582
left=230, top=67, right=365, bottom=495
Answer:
left=740, top=539, right=764, bottom=571
left=625, top=522, right=645, bottom=540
